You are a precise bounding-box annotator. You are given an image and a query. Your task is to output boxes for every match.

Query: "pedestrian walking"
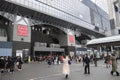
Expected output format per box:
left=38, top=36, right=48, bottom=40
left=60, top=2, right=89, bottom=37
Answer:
left=110, top=54, right=119, bottom=76
left=0, top=57, right=5, bottom=73
left=16, top=56, right=23, bottom=71
left=82, top=55, right=85, bottom=66
left=104, top=53, right=111, bottom=68
left=8, top=57, right=15, bottom=73
left=93, top=54, right=97, bottom=67
left=84, top=54, right=90, bottom=74
left=47, top=56, right=52, bottom=68
left=63, top=56, right=70, bottom=79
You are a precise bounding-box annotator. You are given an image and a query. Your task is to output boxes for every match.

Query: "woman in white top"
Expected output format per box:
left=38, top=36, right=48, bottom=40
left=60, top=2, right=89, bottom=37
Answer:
left=62, top=56, right=70, bottom=79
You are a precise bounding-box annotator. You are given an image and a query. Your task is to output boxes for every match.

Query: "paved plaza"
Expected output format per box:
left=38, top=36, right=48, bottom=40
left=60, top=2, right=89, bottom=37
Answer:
left=0, top=60, right=120, bottom=80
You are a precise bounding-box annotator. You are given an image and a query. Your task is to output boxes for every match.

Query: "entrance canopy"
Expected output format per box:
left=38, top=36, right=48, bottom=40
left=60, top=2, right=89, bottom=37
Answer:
left=34, top=47, right=64, bottom=52
left=87, top=35, right=120, bottom=45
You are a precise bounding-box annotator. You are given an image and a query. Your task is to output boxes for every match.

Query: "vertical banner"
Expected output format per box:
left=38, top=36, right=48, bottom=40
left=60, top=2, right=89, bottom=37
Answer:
left=69, top=35, right=75, bottom=43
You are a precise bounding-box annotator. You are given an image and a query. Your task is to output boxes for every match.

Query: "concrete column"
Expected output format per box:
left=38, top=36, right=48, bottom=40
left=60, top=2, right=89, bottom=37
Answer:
left=111, top=46, right=113, bottom=53
left=99, top=46, right=102, bottom=53
left=13, top=15, right=31, bottom=42
left=12, top=15, right=31, bottom=56
left=104, top=46, right=107, bottom=52
left=33, top=50, right=35, bottom=57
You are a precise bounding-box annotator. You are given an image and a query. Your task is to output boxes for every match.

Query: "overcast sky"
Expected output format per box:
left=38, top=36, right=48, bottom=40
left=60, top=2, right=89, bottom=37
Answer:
left=91, top=0, right=109, bottom=13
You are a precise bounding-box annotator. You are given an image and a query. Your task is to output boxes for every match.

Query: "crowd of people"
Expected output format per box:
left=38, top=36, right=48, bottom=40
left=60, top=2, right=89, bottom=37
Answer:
left=32, top=55, right=64, bottom=65
left=0, top=53, right=119, bottom=79
left=0, top=56, right=23, bottom=73
left=104, top=53, right=119, bottom=76
left=62, top=53, right=120, bottom=79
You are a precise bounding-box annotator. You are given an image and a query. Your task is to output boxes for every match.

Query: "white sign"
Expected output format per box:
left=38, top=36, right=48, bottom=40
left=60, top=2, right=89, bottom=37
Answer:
left=16, top=50, right=23, bottom=57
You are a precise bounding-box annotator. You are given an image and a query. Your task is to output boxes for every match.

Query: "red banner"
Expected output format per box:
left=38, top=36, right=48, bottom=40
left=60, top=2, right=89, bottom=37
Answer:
left=69, top=35, right=74, bottom=43
left=17, top=24, right=28, bottom=36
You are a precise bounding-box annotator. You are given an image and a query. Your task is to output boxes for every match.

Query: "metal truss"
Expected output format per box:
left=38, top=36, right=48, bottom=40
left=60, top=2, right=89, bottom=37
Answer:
left=0, top=0, right=104, bottom=38
left=29, top=18, right=69, bottom=34
left=0, top=11, right=16, bottom=22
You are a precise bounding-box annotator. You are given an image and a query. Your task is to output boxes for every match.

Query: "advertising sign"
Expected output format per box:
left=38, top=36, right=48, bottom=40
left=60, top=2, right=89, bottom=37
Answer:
left=69, top=35, right=75, bottom=43
left=17, top=24, right=28, bottom=36
left=16, top=50, right=23, bottom=57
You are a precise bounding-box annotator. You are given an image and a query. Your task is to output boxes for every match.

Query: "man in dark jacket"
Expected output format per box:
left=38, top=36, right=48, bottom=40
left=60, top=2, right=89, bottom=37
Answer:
left=8, top=57, right=15, bottom=73
left=84, top=54, right=90, bottom=74
left=16, top=56, right=23, bottom=70
left=0, top=57, right=5, bottom=73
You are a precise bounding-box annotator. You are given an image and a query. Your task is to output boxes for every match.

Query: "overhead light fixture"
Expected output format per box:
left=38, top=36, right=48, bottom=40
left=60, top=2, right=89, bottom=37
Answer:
left=32, top=27, right=34, bottom=30
left=5, top=22, right=8, bottom=25
left=79, top=14, right=83, bottom=18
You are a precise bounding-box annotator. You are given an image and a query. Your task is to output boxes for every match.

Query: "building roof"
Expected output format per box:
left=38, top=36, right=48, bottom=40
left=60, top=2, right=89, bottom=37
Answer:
left=87, top=35, right=120, bottom=45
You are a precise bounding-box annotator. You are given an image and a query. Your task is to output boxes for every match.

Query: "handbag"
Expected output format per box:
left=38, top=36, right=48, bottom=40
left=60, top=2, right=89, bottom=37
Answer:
left=68, top=60, right=71, bottom=65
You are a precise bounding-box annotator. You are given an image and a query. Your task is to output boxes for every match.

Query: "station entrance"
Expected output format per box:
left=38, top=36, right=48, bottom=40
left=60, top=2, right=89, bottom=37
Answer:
left=31, top=24, right=65, bottom=57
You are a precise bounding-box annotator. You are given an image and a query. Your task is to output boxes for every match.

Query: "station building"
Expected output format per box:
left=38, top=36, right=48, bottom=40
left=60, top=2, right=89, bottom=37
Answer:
left=87, top=0, right=120, bottom=58
left=0, top=0, right=110, bottom=57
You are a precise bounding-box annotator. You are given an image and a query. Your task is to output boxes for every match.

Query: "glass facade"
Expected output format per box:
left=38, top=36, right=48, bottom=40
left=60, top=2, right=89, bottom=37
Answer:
left=6, top=0, right=94, bottom=30
left=0, top=42, right=12, bottom=56
left=6, top=0, right=110, bottom=33
left=82, top=0, right=110, bottom=33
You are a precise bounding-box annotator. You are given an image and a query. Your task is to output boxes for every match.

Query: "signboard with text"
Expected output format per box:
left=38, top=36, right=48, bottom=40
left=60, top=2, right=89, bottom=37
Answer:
left=17, top=24, right=28, bottom=36
left=69, top=35, right=75, bottom=43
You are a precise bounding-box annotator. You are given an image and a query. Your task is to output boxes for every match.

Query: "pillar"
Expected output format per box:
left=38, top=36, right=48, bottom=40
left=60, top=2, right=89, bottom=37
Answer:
left=12, top=15, right=31, bottom=56
left=111, top=46, right=113, bottom=53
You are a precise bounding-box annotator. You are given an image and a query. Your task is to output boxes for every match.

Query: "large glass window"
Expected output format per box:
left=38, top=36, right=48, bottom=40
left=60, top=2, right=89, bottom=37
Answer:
left=102, top=17, right=110, bottom=31
left=8, top=0, right=110, bottom=31
left=8, top=0, right=91, bottom=26
left=93, top=12, right=102, bottom=28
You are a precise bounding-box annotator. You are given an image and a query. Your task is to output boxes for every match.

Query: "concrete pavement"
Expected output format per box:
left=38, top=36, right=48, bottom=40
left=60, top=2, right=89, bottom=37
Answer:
left=0, top=60, right=120, bottom=80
